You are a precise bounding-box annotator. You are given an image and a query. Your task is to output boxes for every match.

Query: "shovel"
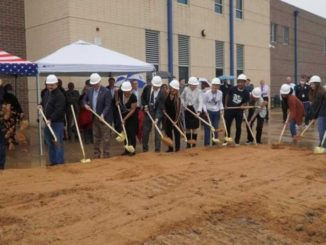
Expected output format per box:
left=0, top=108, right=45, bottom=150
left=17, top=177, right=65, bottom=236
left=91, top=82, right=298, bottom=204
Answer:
left=243, top=111, right=257, bottom=145
left=294, top=120, right=315, bottom=141
left=88, top=108, right=125, bottom=143
left=225, top=106, right=256, bottom=110
left=117, top=104, right=135, bottom=153
left=184, top=106, right=215, bottom=132
left=220, top=112, right=233, bottom=143
left=146, top=110, right=173, bottom=147
left=71, top=105, right=91, bottom=163
left=38, top=108, right=58, bottom=143
left=163, top=112, right=196, bottom=145
left=271, top=114, right=290, bottom=149
left=314, top=129, right=326, bottom=154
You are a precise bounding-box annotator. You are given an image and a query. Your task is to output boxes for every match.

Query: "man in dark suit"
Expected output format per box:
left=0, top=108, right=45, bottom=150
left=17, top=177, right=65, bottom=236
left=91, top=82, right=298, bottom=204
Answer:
left=141, top=76, right=165, bottom=152
left=83, top=73, right=113, bottom=158
left=106, top=77, right=121, bottom=132
left=0, top=79, right=5, bottom=170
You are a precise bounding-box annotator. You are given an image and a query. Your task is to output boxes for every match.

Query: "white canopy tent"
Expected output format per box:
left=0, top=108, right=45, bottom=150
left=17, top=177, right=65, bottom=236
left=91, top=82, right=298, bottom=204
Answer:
left=35, top=40, right=155, bottom=155
left=37, top=40, right=155, bottom=75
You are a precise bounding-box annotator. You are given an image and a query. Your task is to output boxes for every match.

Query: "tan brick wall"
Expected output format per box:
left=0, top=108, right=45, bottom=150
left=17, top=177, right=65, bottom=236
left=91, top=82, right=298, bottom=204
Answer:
left=25, top=0, right=271, bottom=124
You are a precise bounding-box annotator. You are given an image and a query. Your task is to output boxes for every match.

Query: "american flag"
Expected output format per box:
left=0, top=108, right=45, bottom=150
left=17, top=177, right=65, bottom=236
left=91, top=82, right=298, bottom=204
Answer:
left=0, top=49, right=37, bottom=76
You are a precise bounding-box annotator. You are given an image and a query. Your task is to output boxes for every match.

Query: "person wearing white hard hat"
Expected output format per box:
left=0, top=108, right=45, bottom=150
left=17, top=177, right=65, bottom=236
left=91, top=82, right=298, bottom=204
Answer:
left=245, top=87, right=268, bottom=144
left=117, top=81, right=138, bottom=156
left=308, top=75, right=326, bottom=148
left=141, top=76, right=166, bottom=152
left=83, top=73, right=113, bottom=158
left=202, top=78, right=224, bottom=146
left=181, top=77, right=203, bottom=147
left=164, top=79, right=182, bottom=152
left=280, top=83, right=304, bottom=139
left=280, top=76, right=296, bottom=123
left=224, top=74, right=250, bottom=146
left=38, top=74, right=66, bottom=165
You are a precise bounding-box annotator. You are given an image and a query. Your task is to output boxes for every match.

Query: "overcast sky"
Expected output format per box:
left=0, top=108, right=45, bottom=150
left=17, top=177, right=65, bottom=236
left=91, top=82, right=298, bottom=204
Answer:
left=281, top=0, right=326, bottom=18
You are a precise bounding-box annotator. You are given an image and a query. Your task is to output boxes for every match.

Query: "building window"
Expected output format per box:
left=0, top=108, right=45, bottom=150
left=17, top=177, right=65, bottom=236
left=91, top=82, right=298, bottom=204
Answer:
left=236, top=44, right=244, bottom=76
left=215, top=41, right=224, bottom=77
left=215, top=0, right=223, bottom=14
left=283, top=26, right=289, bottom=45
left=145, top=30, right=160, bottom=81
left=178, top=35, right=190, bottom=82
left=236, top=0, right=243, bottom=19
left=177, top=0, right=188, bottom=4
left=271, top=23, right=277, bottom=43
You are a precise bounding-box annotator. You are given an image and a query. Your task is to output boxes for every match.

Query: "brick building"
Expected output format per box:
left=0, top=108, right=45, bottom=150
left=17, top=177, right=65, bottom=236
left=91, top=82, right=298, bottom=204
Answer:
left=0, top=0, right=29, bottom=118
left=270, top=0, right=326, bottom=96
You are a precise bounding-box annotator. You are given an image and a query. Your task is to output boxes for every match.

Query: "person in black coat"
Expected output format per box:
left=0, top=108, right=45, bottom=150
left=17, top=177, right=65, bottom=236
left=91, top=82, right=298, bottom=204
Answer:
left=66, top=82, right=80, bottom=140
left=141, top=76, right=165, bottom=152
left=0, top=79, right=6, bottom=169
left=295, top=75, right=310, bottom=126
left=39, top=74, right=66, bottom=165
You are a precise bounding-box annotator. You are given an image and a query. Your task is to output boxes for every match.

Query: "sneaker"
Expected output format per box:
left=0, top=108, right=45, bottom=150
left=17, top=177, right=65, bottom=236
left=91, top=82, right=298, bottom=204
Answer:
left=235, top=143, right=240, bottom=147
left=222, top=142, right=227, bottom=146
left=245, top=141, right=253, bottom=145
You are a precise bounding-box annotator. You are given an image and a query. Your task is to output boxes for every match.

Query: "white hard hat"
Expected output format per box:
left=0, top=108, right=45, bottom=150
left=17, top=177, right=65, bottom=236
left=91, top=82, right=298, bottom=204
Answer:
left=237, top=74, right=247, bottom=81
left=90, top=73, right=101, bottom=85
left=188, top=76, right=199, bottom=86
left=46, top=74, right=58, bottom=84
left=151, top=76, right=162, bottom=87
left=252, top=87, right=262, bottom=98
left=211, top=78, right=221, bottom=85
left=280, top=84, right=291, bottom=95
left=309, top=75, right=321, bottom=84
left=121, top=81, right=132, bottom=92
left=169, top=79, right=180, bottom=90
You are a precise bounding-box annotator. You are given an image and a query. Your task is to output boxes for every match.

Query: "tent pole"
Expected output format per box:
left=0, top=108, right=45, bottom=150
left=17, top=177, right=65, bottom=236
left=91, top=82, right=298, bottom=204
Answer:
left=36, top=72, right=43, bottom=156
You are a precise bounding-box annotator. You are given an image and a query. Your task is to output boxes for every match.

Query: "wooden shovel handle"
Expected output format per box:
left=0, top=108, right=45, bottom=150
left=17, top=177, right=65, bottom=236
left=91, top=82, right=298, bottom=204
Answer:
left=38, top=108, right=57, bottom=142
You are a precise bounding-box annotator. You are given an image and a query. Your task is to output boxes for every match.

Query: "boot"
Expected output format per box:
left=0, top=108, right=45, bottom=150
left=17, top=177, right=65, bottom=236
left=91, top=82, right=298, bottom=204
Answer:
left=192, top=133, right=197, bottom=147
left=186, top=133, right=191, bottom=148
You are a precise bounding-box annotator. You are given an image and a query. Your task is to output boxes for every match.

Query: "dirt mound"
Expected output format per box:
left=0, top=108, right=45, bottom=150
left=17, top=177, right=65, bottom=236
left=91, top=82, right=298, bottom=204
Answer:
left=0, top=145, right=325, bottom=244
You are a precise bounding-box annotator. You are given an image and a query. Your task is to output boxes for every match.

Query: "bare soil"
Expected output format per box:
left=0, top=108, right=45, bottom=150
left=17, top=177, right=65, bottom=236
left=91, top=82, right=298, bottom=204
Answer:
left=0, top=145, right=325, bottom=244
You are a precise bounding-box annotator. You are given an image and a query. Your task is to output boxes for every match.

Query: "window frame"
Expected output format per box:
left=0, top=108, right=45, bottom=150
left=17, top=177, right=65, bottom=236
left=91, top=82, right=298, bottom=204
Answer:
left=283, top=26, right=289, bottom=45
left=177, top=0, right=188, bottom=5
left=214, top=0, right=223, bottom=14
left=271, top=23, right=277, bottom=43
left=236, top=0, right=243, bottom=19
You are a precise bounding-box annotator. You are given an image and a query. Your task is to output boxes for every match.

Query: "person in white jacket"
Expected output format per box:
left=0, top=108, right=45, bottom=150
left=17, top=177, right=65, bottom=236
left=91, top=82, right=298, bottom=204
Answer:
left=203, top=78, right=224, bottom=146
left=181, top=77, right=203, bottom=147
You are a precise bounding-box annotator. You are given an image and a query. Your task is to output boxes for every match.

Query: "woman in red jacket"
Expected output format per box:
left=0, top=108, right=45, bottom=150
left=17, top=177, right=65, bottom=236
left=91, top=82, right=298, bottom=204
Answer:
left=280, top=84, right=304, bottom=138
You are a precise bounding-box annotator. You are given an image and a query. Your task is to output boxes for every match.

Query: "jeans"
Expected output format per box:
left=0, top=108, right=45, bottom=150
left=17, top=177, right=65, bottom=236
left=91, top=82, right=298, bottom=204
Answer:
left=303, top=102, right=311, bottom=126
left=0, top=130, right=6, bottom=170
left=225, top=110, right=244, bottom=144
left=204, top=111, right=220, bottom=146
left=45, top=122, right=64, bottom=165
left=289, top=120, right=297, bottom=137
left=143, top=113, right=162, bottom=152
left=317, top=116, right=326, bottom=147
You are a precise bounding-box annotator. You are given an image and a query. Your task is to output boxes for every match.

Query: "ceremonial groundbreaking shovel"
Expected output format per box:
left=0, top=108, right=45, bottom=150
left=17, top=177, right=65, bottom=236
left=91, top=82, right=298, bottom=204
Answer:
left=145, top=110, right=173, bottom=147
left=38, top=108, right=57, bottom=143
left=71, top=105, right=91, bottom=163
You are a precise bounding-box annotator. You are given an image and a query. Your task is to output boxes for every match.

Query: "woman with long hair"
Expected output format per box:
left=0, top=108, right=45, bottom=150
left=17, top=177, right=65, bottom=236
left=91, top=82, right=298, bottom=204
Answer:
left=308, top=75, right=326, bottom=148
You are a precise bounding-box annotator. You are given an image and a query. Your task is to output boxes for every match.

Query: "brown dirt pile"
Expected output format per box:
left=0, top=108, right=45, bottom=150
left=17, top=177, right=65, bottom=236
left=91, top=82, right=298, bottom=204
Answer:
left=0, top=145, right=325, bottom=244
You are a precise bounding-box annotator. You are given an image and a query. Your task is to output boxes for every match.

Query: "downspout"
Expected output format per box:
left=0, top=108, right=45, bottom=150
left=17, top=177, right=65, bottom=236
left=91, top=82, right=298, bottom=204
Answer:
left=294, top=10, right=299, bottom=84
left=167, top=0, right=173, bottom=80
left=229, top=0, right=235, bottom=84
